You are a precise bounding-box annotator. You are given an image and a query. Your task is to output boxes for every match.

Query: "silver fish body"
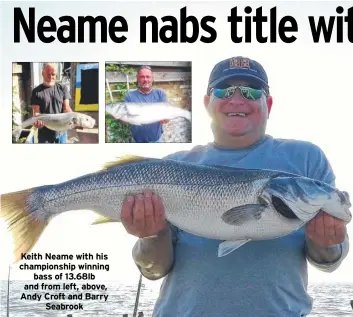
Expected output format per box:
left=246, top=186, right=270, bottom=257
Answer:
left=105, top=102, right=191, bottom=125
left=13, top=112, right=96, bottom=139
left=1, top=157, right=351, bottom=261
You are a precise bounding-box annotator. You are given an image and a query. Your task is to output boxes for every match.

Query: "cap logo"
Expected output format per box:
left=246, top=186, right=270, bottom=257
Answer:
left=229, top=57, right=250, bottom=69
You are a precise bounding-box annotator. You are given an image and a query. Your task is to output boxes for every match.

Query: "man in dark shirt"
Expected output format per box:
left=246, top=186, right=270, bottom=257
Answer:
left=30, top=63, right=73, bottom=143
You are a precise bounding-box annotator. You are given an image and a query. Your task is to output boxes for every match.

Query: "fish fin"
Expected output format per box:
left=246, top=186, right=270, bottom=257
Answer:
left=221, top=204, right=266, bottom=226
left=180, top=110, right=192, bottom=121
left=218, top=239, right=251, bottom=257
left=68, top=136, right=80, bottom=143
left=91, top=215, right=118, bottom=225
left=0, top=189, right=49, bottom=263
left=67, top=129, right=80, bottom=144
left=12, top=127, right=22, bottom=140
left=101, top=155, right=150, bottom=170
left=12, top=117, right=37, bottom=140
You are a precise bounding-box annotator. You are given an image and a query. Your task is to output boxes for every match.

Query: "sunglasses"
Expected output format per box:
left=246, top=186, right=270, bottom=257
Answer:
left=210, top=85, right=265, bottom=101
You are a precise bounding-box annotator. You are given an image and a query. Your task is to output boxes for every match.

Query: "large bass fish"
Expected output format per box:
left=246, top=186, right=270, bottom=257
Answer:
left=105, top=102, right=191, bottom=125
left=1, top=156, right=351, bottom=262
left=12, top=112, right=96, bottom=141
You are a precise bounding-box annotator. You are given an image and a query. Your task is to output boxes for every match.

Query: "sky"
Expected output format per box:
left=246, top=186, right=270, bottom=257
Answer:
left=0, top=0, right=352, bottom=289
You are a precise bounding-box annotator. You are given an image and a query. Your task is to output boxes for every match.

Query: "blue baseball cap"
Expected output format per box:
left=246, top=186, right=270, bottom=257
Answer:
left=207, top=56, right=269, bottom=94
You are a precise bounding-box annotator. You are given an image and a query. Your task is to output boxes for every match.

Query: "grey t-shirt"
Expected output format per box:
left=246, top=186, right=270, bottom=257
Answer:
left=30, top=83, right=71, bottom=142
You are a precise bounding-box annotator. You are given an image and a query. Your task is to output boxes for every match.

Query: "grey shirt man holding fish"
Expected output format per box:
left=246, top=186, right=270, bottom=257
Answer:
left=31, top=63, right=73, bottom=143
left=121, top=57, right=350, bottom=316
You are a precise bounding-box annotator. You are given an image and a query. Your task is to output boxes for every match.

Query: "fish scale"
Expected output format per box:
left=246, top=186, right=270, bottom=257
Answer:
left=30, top=160, right=348, bottom=237
left=0, top=156, right=351, bottom=262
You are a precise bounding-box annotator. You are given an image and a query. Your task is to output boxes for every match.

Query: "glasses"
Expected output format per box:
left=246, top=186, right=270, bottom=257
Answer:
left=210, top=85, right=265, bottom=101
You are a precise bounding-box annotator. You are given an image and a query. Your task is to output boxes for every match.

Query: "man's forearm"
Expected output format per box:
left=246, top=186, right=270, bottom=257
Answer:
left=32, top=105, right=40, bottom=116
left=132, top=226, right=174, bottom=280
left=63, top=100, right=73, bottom=112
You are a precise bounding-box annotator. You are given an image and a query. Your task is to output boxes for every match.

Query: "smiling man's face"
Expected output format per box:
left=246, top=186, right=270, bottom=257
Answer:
left=204, top=79, right=273, bottom=141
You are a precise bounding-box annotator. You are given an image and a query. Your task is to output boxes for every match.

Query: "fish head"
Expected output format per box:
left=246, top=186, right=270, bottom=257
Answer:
left=261, top=176, right=352, bottom=223
left=75, top=114, right=96, bottom=128
left=106, top=103, right=128, bottom=120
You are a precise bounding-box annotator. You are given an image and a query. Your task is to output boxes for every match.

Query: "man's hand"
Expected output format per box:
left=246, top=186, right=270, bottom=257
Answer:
left=33, top=111, right=45, bottom=128
left=305, top=210, right=346, bottom=247
left=33, top=120, right=45, bottom=128
left=121, top=191, right=167, bottom=238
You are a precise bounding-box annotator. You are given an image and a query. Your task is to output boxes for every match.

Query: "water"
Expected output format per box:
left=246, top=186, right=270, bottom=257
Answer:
left=0, top=280, right=352, bottom=317
left=308, top=283, right=352, bottom=317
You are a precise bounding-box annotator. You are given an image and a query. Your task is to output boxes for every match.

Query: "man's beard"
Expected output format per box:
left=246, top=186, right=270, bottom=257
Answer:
left=43, top=81, right=55, bottom=87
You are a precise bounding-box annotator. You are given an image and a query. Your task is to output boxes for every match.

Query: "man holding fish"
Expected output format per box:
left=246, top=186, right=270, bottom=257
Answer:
left=31, top=63, right=73, bottom=143
left=122, top=56, right=350, bottom=316
left=1, top=56, right=350, bottom=316
left=123, top=65, right=169, bottom=143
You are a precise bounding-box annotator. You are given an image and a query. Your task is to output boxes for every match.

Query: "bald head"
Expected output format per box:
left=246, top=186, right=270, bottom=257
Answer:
left=42, top=63, right=57, bottom=86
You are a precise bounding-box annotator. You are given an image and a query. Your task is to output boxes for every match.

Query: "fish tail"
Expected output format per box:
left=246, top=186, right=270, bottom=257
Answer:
left=12, top=126, right=22, bottom=140
left=12, top=117, right=37, bottom=139
left=1, top=188, right=49, bottom=263
left=18, top=117, right=36, bottom=130
left=181, top=109, right=192, bottom=121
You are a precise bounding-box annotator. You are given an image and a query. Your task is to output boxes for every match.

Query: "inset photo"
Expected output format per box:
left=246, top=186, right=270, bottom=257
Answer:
left=12, top=62, right=99, bottom=144
left=105, top=61, right=192, bottom=143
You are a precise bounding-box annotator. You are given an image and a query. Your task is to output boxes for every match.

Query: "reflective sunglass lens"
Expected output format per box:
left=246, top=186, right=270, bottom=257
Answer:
left=240, top=87, right=263, bottom=100
left=212, top=86, right=263, bottom=100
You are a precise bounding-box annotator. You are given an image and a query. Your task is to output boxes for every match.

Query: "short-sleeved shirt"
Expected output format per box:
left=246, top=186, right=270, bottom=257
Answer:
left=151, top=135, right=349, bottom=317
left=30, top=83, right=71, bottom=142
left=124, top=88, right=168, bottom=143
